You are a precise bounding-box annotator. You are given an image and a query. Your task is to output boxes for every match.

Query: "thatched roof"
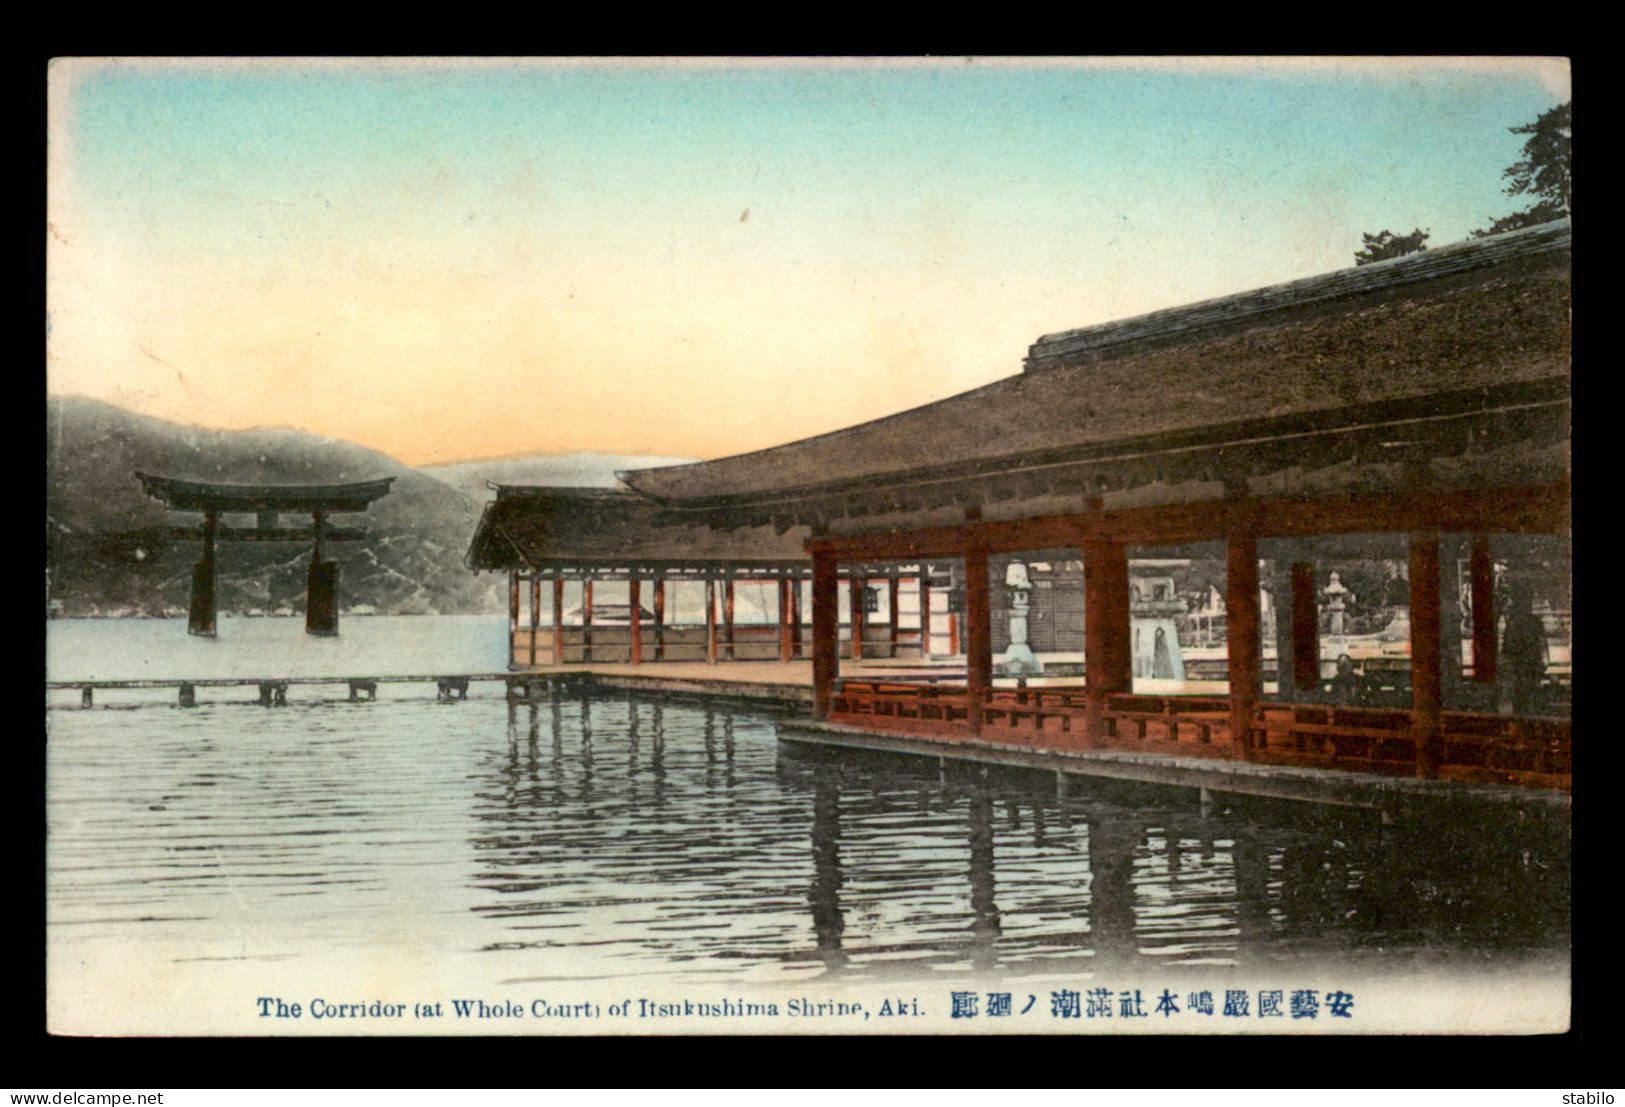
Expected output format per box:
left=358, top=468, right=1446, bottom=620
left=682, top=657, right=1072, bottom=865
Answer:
left=618, top=220, right=1570, bottom=514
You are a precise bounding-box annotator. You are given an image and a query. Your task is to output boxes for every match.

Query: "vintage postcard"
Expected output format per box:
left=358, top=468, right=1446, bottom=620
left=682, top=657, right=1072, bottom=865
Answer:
left=45, top=56, right=1572, bottom=1036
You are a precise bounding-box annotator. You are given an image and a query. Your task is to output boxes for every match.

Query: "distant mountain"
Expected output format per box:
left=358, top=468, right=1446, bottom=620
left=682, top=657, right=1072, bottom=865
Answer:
left=419, top=452, right=697, bottom=502
left=46, top=395, right=503, bottom=617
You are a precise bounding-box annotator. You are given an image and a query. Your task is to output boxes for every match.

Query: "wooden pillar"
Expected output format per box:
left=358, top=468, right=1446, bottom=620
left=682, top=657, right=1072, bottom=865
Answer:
left=919, top=571, right=933, bottom=658
left=791, top=576, right=804, bottom=659
left=1470, top=534, right=1497, bottom=684
left=552, top=573, right=565, bottom=665
left=849, top=573, right=866, bottom=662
left=964, top=543, right=992, bottom=735
left=779, top=575, right=794, bottom=663
left=629, top=577, right=642, bottom=666
left=1411, top=531, right=1443, bottom=779
left=582, top=578, right=594, bottom=663
left=724, top=576, right=736, bottom=661
left=812, top=552, right=839, bottom=719
left=529, top=575, right=540, bottom=668
left=705, top=577, right=718, bottom=665
left=188, top=508, right=219, bottom=637
left=508, top=570, right=521, bottom=664
left=1227, top=534, right=1261, bottom=760
left=306, top=509, right=338, bottom=636
left=948, top=612, right=961, bottom=657
left=653, top=575, right=666, bottom=661
left=887, top=571, right=900, bottom=658
left=1291, top=561, right=1319, bottom=691
left=1083, top=539, right=1131, bottom=746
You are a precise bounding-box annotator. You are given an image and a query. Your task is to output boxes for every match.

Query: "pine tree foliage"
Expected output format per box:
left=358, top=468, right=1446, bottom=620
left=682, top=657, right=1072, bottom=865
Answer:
left=1473, top=101, right=1571, bottom=237
left=1353, top=228, right=1430, bottom=266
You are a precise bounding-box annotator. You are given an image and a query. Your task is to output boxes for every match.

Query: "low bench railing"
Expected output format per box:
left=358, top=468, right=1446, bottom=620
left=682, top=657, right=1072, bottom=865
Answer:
left=1252, top=703, right=1571, bottom=788
left=827, top=681, right=1571, bottom=789
left=1100, top=693, right=1233, bottom=758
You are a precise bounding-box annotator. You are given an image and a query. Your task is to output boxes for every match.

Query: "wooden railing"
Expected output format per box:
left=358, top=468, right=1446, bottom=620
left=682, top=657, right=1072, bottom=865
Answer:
left=1252, top=703, right=1417, bottom=775
left=1251, top=703, right=1571, bottom=788
left=828, top=680, right=973, bottom=737
left=1100, top=693, right=1233, bottom=759
left=827, top=682, right=1571, bottom=790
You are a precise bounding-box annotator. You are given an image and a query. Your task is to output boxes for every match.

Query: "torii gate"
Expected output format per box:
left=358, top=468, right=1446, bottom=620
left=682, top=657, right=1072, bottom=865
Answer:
left=134, top=472, right=394, bottom=637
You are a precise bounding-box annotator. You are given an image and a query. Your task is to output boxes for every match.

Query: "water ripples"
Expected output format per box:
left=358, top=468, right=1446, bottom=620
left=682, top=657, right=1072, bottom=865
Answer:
left=48, top=692, right=1568, bottom=985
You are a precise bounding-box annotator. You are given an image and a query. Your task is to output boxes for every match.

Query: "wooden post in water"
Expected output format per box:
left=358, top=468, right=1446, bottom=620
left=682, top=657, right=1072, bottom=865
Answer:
left=306, top=509, right=339, bottom=636
left=1083, top=538, right=1131, bottom=748
left=189, top=508, right=219, bottom=637
left=724, top=576, right=736, bottom=661
left=629, top=576, right=642, bottom=665
left=582, top=578, right=594, bottom=664
left=812, top=551, right=839, bottom=719
left=653, top=576, right=666, bottom=661
left=552, top=573, right=565, bottom=665
left=529, top=575, right=540, bottom=668
left=964, top=542, right=992, bottom=735
left=1411, top=531, right=1443, bottom=779
left=508, top=570, right=521, bottom=665
left=705, top=577, right=718, bottom=665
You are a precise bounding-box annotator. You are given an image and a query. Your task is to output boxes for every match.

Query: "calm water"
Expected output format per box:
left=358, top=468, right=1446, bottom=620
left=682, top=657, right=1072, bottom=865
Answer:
left=47, top=618, right=1569, bottom=1004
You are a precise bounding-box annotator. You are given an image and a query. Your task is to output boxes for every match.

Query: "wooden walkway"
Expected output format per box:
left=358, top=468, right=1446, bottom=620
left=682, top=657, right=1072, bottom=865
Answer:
left=47, top=665, right=814, bottom=709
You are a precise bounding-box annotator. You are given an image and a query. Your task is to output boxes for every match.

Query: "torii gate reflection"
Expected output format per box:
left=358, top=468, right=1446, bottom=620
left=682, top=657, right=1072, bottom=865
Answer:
left=134, top=472, right=394, bottom=636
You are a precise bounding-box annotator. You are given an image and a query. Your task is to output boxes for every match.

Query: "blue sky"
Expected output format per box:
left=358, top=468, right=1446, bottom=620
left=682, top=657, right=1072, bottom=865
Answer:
left=47, top=57, right=1570, bottom=464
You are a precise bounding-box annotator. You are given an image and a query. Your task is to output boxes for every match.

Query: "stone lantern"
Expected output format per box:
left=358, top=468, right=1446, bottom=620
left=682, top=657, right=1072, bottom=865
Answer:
left=1323, top=570, right=1351, bottom=639
left=1001, top=561, right=1043, bottom=675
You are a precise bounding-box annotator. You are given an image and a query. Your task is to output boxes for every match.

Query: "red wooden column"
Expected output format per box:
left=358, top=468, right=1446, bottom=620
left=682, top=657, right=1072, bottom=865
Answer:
left=887, top=571, right=900, bottom=658
left=919, top=571, right=933, bottom=657
left=1470, top=534, right=1497, bottom=684
left=629, top=577, right=643, bottom=665
left=1227, top=534, right=1261, bottom=760
left=552, top=573, right=565, bottom=664
left=964, top=542, right=993, bottom=735
left=1082, top=539, right=1131, bottom=747
left=812, top=551, right=839, bottom=719
left=849, top=573, right=866, bottom=662
left=947, top=611, right=961, bottom=657
left=1291, top=561, right=1319, bottom=691
left=529, top=575, right=541, bottom=667
left=653, top=576, right=666, bottom=661
left=724, top=576, right=737, bottom=661
left=791, top=576, right=804, bottom=659
left=778, top=575, right=794, bottom=663
left=1411, top=531, right=1443, bottom=779
left=508, top=571, right=521, bottom=666
left=582, top=578, right=595, bottom=663
left=705, top=578, right=718, bottom=665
